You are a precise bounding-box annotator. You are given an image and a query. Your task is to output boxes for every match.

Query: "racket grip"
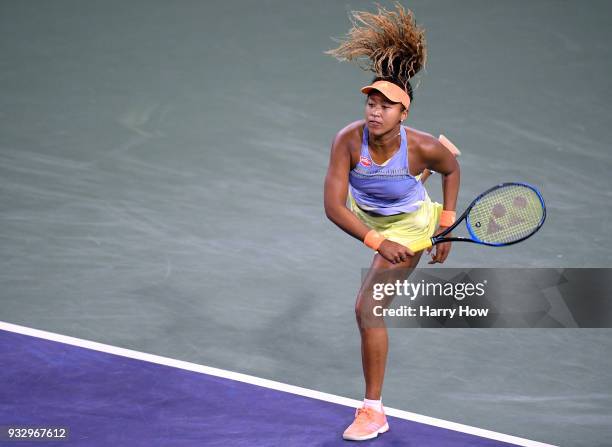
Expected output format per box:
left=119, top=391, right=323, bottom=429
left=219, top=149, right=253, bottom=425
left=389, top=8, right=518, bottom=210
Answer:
left=408, top=237, right=433, bottom=253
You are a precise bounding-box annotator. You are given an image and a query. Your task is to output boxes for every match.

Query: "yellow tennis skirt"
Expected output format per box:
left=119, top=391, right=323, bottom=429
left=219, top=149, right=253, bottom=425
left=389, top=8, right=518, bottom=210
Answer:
left=348, top=190, right=443, bottom=249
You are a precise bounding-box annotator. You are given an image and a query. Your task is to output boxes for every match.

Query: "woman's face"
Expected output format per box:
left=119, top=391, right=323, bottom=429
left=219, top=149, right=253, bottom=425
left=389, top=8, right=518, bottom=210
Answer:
left=364, top=91, right=408, bottom=134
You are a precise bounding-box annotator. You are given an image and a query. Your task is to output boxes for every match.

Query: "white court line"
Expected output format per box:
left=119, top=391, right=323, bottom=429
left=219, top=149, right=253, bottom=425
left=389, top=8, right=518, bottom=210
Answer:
left=0, top=321, right=557, bottom=447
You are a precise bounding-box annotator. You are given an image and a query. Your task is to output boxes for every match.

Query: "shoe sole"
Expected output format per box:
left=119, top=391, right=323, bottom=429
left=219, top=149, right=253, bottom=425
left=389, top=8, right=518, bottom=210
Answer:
left=342, top=422, right=389, bottom=441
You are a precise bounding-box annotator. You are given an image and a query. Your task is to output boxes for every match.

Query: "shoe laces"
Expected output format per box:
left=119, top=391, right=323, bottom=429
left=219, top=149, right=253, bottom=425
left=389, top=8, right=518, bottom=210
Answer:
left=355, top=407, right=374, bottom=422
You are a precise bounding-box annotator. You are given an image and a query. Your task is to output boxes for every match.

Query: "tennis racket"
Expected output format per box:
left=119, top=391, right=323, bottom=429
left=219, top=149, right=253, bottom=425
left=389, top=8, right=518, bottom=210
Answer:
left=409, top=182, right=546, bottom=252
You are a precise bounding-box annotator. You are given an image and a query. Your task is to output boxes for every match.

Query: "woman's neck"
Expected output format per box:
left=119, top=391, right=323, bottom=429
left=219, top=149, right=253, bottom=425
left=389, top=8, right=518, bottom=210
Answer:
left=368, top=124, right=402, bottom=155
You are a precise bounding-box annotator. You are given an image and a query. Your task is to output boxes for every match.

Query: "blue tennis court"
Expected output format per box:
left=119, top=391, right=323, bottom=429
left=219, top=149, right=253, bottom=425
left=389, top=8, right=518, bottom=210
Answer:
left=0, top=324, right=553, bottom=446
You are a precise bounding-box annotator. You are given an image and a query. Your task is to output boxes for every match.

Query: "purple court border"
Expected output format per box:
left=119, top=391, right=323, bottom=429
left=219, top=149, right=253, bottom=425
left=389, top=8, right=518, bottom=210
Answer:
left=0, top=322, right=557, bottom=447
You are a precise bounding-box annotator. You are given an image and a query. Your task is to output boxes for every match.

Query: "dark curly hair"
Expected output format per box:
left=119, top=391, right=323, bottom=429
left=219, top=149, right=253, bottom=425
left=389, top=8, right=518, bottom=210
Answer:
left=325, top=2, right=426, bottom=103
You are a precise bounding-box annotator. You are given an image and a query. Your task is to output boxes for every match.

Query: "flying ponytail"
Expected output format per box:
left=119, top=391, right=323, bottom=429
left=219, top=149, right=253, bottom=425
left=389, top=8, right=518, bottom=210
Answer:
left=325, top=2, right=427, bottom=95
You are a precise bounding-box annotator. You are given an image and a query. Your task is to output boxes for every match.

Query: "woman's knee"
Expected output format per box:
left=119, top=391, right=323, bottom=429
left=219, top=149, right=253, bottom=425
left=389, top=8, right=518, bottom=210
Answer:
left=355, top=293, right=387, bottom=329
left=354, top=298, right=365, bottom=326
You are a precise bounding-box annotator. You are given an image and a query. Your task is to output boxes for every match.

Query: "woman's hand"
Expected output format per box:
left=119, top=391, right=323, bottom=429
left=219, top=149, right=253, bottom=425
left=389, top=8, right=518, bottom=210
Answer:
left=378, top=239, right=415, bottom=264
left=427, top=226, right=452, bottom=264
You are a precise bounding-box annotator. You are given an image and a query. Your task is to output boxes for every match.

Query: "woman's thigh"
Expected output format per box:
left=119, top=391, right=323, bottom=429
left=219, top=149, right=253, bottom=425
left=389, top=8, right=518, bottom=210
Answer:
left=355, top=250, right=424, bottom=329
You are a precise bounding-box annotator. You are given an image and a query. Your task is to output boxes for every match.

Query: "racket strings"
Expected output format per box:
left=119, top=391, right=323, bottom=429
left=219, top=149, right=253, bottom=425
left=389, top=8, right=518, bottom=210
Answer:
left=467, top=185, right=544, bottom=244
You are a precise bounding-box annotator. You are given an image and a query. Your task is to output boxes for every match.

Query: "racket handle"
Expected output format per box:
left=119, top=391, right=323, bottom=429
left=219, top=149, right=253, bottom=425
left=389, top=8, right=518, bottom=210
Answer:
left=408, top=237, right=433, bottom=253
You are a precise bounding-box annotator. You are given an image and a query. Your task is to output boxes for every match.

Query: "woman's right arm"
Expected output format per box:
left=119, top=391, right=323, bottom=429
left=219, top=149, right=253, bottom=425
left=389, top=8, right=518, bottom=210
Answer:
left=323, top=130, right=371, bottom=242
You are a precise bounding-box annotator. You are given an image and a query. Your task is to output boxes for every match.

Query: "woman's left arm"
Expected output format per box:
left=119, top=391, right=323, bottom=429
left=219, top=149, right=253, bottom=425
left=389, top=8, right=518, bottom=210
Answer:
left=420, top=135, right=461, bottom=185
left=419, top=136, right=461, bottom=264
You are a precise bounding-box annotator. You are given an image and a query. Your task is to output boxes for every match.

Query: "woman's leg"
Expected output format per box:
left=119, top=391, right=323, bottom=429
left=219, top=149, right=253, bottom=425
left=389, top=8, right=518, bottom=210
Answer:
left=355, top=250, right=423, bottom=400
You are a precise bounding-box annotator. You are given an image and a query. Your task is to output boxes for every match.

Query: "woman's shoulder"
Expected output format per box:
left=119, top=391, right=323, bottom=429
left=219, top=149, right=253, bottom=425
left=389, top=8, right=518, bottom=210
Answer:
left=403, top=126, right=438, bottom=153
left=333, top=119, right=365, bottom=151
left=336, top=119, right=365, bottom=138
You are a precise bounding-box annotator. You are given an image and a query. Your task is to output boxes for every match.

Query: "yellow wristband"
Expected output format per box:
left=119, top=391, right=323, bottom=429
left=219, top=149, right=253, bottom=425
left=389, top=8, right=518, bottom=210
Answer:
left=439, top=210, right=456, bottom=227
left=364, top=230, right=385, bottom=251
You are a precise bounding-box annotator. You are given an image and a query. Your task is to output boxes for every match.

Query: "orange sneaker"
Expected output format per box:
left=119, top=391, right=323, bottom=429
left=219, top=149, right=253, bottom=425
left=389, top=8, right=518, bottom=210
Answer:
left=342, top=405, right=389, bottom=441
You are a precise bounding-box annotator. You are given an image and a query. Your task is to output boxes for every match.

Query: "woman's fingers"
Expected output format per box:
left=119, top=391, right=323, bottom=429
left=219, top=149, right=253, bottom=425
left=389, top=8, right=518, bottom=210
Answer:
left=379, top=241, right=418, bottom=265
left=427, top=247, right=437, bottom=264
left=440, top=242, right=452, bottom=262
left=428, top=245, right=441, bottom=264
left=428, top=242, right=452, bottom=264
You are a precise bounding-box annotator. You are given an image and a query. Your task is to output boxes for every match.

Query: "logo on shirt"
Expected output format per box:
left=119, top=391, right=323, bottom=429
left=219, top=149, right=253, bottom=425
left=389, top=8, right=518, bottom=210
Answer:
left=360, top=155, right=372, bottom=167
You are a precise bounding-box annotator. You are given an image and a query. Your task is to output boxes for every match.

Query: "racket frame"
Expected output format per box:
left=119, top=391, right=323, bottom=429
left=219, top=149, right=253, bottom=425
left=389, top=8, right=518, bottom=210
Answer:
left=430, top=182, right=546, bottom=247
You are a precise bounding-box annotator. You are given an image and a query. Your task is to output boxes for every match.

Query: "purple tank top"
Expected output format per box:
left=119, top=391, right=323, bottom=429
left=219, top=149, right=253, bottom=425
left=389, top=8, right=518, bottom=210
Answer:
left=349, top=124, right=426, bottom=216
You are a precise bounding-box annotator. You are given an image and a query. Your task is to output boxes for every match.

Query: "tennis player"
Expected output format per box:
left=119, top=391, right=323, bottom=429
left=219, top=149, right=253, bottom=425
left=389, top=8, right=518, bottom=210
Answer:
left=324, top=4, right=460, bottom=441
